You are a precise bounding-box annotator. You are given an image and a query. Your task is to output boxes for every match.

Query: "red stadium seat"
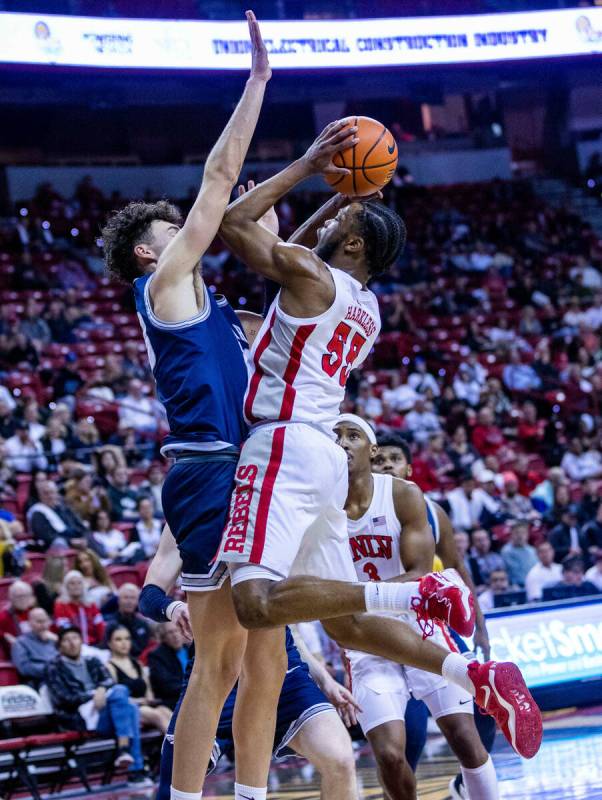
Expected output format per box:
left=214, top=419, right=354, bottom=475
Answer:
left=108, top=566, right=142, bottom=588
left=25, top=553, right=47, bottom=579
left=0, top=662, right=19, bottom=686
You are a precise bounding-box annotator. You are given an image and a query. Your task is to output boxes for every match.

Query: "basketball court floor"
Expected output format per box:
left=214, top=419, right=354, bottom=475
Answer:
left=62, top=705, right=602, bottom=800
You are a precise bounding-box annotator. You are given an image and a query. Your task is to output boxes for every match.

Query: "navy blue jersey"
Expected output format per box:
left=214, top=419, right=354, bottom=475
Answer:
left=133, top=274, right=249, bottom=451
left=425, top=496, right=440, bottom=544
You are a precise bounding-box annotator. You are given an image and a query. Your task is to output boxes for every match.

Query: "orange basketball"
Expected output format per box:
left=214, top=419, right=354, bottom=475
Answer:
left=324, top=116, right=398, bottom=197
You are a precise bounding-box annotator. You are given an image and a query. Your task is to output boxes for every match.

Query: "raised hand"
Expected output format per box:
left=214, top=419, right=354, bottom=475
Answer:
left=246, top=10, right=271, bottom=83
left=238, top=180, right=279, bottom=235
left=302, top=120, right=359, bottom=176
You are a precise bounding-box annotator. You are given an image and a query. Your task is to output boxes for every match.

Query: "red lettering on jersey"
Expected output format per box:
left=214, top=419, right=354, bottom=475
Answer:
left=222, top=465, right=258, bottom=554
left=344, top=305, right=377, bottom=338
left=349, top=534, right=393, bottom=562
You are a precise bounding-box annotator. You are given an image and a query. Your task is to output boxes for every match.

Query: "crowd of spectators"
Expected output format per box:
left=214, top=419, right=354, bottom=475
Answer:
left=0, top=173, right=600, bottom=763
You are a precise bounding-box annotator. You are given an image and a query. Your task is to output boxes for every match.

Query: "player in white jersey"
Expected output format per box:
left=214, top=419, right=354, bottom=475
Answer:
left=211, top=122, right=540, bottom=800
left=337, top=416, right=501, bottom=800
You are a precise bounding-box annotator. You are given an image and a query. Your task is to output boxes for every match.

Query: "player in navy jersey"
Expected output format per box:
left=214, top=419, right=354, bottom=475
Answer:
left=138, top=526, right=360, bottom=800
left=101, top=14, right=275, bottom=800
left=372, top=432, right=496, bottom=799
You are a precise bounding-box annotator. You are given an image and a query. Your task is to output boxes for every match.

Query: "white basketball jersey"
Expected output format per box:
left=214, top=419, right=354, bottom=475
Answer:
left=348, top=473, right=404, bottom=584
left=243, top=266, right=380, bottom=433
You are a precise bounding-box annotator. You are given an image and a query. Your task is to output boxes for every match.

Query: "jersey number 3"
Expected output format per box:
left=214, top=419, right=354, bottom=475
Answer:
left=321, top=322, right=367, bottom=387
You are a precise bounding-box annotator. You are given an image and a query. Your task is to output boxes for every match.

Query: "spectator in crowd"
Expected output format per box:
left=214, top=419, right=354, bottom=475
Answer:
left=583, top=503, right=602, bottom=561
left=4, top=420, right=47, bottom=472
left=525, top=541, right=563, bottom=601
left=354, top=382, right=383, bottom=420
left=452, top=530, right=483, bottom=588
left=499, top=471, right=536, bottom=519
left=33, top=551, right=66, bottom=615
left=74, top=549, right=116, bottom=608
left=550, top=556, right=600, bottom=596
left=104, top=584, right=151, bottom=658
left=70, top=419, right=101, bottom=464
left=28, top=480, right=87, bottom=551
left=137, top=463, right=164, bottom=515
left=577, top=477, right=601, bottom=526
left=122, top=342, right=149, bottom=381
left=407, top=356, right=440, bottom=397
left=501, top=521, right=538, bottom=587
left=0, top=519, right=25, bottom=578
left=532, top=471, right=569, bottom=517
left=148, top=622, right=190, bottom=710
left=0, top=580, right=36, bottom=658
left=106, top=466, right=139, bottom=522
left=548, top=507, right=586, bottom=564
left=88, top=509, right=128, bottom=563
left=94, top=445, right=126, bottom=486
left=23, top=401, right=46, bottom=443
left=446, top=472, right=499, bottom=533
left=502, top=349, right=542, bottom=392
left=106, top=625, right=171, bottom=733
left=404, top=396, right=441, bottom=444
left=447, top=426, right=479, bottom=474
left=585, top=553, right=602, bottom=592
left=452, top=364, right=482, bottom=407
left=0, top=397, right=16, bottom=439
left=471, top=406, right=506, bottom=456
left=381, top=371, right=418, bottom=412
left=421, top=433, right=455, bottom=484
left=518, top=305, right=542, bottom=337
left=53, top=570, right=106, bottom=648
left=478, top=568, right=516, bottom=612
left=19, top=298, right=51, bottom=348
left=118, top=379, right=158, bottom=435
left=516, top=401, right=545, bottom=453
left=53, top=352, right=85, bottom=400
left=561, top=437, right=602, bottom=482
left=133, top=498, right=162, bottom=559
left=45, top=626, right=152, bottom=787
left=40, top=417, right=69, bottom=470
left=65, top=470, right=111, bottom=523
left=470, top=528, right=505, bottom=587
left=11, top=607, right=57, bottom=687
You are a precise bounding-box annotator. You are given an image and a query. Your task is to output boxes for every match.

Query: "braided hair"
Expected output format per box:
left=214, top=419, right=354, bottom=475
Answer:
left=358, top=201, right=406, bottom=277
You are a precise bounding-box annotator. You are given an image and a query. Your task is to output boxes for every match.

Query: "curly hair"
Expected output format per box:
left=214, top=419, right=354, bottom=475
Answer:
left=357, top=201, right=407, bottom=277
left=101, top=200, right=183, bottom=283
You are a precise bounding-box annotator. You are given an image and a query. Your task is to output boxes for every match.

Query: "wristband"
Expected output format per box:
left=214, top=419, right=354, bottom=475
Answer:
left=139, top=583, right=172, bottom=623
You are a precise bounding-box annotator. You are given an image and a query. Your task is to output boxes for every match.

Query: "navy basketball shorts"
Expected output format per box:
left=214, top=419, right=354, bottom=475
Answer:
left=157, top=661, right=334, bottom=800
left=162, top=458, right=237, bottom=592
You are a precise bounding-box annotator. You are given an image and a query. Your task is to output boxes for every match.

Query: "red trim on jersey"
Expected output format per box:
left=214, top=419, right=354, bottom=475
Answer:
left=244, top=310, right=276, bottom=425
left=249, top=426, right=286, bottom=564
left=278, top=323, right=316, bottom=421
left=436, top=620, right=459, bottom=653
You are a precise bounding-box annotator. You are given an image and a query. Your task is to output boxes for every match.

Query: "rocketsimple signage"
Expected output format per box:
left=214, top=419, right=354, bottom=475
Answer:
left=486, top=597, right=602, bottom=689
left=0, top=8, right=601, bottom=70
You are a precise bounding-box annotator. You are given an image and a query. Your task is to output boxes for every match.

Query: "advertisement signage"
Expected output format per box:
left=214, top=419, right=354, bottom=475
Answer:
left=0, top=8, right=601, bottom=71
left=486, top=597, right=602, bottom=689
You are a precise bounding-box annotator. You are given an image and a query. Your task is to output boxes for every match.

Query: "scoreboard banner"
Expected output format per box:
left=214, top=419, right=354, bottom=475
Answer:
left=486, top=596, right=602, bottom=689
left=0, top=8, right=601, bottom=71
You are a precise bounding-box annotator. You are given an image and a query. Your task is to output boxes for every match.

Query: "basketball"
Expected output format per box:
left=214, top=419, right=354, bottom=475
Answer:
left=324, top=116, right=398, bottom=197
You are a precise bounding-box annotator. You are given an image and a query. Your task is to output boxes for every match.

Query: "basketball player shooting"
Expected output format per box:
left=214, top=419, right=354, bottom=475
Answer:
left=213, top=122, right=542, bottom=789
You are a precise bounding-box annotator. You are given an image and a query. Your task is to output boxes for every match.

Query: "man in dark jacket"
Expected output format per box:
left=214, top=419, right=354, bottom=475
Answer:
left=44, top=626, right=152, bottom=787
left=148, top=622, right=190, bottom=709
left=29, top=480, right=87, bottom=551
left=549, top=507, right=588, bottom=565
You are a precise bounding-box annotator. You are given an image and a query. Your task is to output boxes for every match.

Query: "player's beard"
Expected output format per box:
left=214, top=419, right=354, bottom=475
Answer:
left=315, top=234, right=341, bottom=264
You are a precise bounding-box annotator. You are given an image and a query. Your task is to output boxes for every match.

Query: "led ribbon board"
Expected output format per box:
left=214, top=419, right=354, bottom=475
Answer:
left=0, top=8, right=601, bottom=70
left=486, top=597, right=602, bottom=689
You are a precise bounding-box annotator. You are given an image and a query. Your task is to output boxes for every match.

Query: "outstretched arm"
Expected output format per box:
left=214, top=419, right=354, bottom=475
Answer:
left=219, top=121, right=357, bottom=294
left=150, top=11, right=270, bottom=322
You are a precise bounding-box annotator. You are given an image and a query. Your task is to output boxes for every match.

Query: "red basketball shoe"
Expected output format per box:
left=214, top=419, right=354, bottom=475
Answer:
left=412, top=568, right=475, bottom=638
left=468, top=660, right=543, bottom=759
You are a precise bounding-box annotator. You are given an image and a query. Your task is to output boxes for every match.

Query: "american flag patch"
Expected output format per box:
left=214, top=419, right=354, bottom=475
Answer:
left=372, top=515, right=387, bottom=534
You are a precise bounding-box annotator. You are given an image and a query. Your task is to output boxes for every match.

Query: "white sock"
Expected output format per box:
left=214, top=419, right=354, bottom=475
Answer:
left=234, top=783, right=267, bottom=800
left=461, top=756, right=499, bottom=800
left=364, top=581, right=419, bottom=614
left=441, top=653, right=475, bottom=697
left=171, top=789, right=202, bottom=800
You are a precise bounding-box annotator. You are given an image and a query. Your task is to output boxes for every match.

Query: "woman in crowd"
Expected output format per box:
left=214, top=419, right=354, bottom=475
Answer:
left=73, top=549, right=115, bottom=607
left=65, top=469, right=111, bottom=523
left=53, top=569, right=105, bottom=646
left=106, top=624, right=171, bottom=734
left=133, top=498, right=162, bottom=559
left=33, top=551, right=67, bottom=615
left=24, top=469, right=48, bottom=512
left=88, top=509, right=127, bottom=563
